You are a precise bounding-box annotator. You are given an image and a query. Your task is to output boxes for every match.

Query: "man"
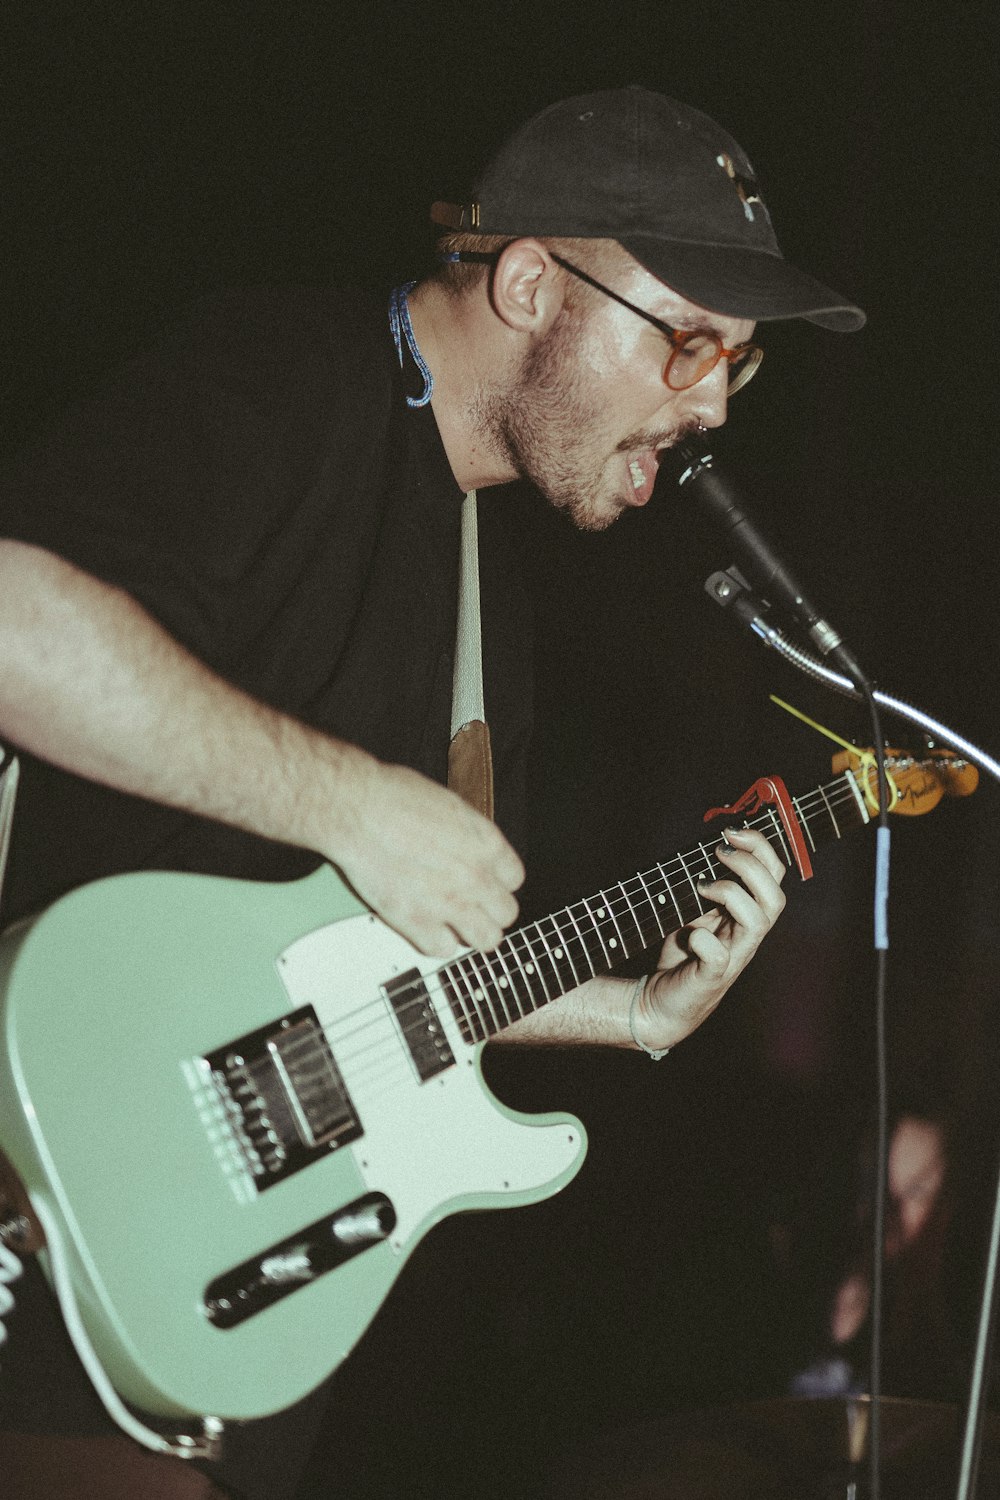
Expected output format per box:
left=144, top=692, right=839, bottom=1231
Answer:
left=0, top=87, right=863, bottom=1498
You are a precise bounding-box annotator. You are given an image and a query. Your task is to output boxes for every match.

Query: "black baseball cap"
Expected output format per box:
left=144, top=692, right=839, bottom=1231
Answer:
left=431, top=86, right=865, bottom=332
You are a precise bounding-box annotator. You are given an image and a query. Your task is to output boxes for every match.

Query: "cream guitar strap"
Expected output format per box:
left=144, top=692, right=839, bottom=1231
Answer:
left=447, top=491, right=494, bottom=820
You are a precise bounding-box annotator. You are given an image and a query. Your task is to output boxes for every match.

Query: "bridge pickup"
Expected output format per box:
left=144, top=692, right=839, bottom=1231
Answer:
left=384, top=968, right=455, bottom=1081
left=203, top=1007, right=361, bottom=1192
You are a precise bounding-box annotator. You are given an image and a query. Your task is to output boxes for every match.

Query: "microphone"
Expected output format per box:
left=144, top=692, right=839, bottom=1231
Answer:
left=674, top=441, right=869, bottom=686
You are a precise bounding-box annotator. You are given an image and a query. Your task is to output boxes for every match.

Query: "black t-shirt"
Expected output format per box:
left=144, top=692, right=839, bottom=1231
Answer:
left=0, top=286, right=532, bottom=921
left=0, top=288, right=535, bottom=1490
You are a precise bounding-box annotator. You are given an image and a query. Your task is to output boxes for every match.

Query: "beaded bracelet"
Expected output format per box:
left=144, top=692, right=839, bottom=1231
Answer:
left=628, top=976, right=671, bottom=1060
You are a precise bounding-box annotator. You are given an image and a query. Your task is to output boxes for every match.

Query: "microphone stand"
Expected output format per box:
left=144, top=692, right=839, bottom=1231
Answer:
left=705, top=568, right=1000, bottom=782
left=705, top=567, right=1000, bottom=1500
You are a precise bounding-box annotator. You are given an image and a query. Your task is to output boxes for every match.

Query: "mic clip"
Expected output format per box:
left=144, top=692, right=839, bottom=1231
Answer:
left=704, top=565, right=775, bottom=642
left=707, top=564, right=857, bottom=672
left=705, top=565, right=871, bottom=692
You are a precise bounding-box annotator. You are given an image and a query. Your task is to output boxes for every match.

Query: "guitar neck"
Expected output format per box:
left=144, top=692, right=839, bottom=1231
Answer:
left=441, top=769, right=870, bottom=1045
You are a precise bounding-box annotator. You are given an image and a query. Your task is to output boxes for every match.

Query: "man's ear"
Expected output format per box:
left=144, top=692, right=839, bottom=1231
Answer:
left=489, top=240, right=566, bottom=334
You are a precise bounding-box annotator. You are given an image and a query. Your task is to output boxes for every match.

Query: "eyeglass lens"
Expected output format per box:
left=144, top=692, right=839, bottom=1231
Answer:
left=666, top=336, right=757, bottom=395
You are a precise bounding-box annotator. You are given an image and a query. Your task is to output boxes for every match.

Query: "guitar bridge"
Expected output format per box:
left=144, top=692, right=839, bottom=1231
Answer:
left=201, top=1007, right=362, bottom=1192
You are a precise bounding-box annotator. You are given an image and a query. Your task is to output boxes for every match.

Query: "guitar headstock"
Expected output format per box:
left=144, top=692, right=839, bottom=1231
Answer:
left=830, top=746, right=979, bottom=817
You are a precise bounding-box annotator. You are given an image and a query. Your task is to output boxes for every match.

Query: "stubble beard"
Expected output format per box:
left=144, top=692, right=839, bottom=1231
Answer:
left=474, top=310, right=696, bottom=532
left=473, top=310, right=624, bottom=533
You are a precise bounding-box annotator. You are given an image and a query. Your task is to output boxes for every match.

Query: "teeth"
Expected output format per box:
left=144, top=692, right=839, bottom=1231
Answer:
left=629, top=460, right=645, bottom=490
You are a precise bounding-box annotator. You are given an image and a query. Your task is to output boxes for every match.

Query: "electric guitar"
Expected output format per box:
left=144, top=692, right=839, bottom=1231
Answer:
left=0, top=751, right=974, bottom=1422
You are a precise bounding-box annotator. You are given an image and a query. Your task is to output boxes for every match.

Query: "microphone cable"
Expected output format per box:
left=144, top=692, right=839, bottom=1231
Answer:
left=674, top=441, right=891, bottom=1500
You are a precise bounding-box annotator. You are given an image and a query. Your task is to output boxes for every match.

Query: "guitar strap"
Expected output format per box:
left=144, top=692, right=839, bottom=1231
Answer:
left=447, top=490, right=494, bottom=821
left=388, top=284, right=493, bottom=822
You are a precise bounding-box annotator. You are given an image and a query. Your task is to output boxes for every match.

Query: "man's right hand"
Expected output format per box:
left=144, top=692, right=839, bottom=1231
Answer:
left=329, top=757, right=523, bottom=957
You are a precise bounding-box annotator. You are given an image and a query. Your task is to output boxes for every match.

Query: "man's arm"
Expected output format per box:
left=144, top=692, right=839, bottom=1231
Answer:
left=0, top=541, right=784, bottom=1052
left=0, top=540, right=523, bottom=956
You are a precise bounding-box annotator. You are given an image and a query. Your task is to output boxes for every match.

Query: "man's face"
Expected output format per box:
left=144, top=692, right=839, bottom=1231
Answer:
left=495, top=253, right=756, bottom=531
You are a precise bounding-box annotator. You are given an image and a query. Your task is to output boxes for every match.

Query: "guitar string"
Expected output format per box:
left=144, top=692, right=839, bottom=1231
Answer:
left=273, top=781, right=872, bottom=1112
left=272, top=780, right=863, bottom=1076
left=262, top=781, right=864, bottom=1095
left=262, top=757, right=932, bottom=1117
left=236, top=783, right=868, bottom=1121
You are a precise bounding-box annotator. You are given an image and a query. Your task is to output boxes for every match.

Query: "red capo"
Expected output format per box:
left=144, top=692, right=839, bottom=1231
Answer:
left=703, top=775, right=814, bottom=881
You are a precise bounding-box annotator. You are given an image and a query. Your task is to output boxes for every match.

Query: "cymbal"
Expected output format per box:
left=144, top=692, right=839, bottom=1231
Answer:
left=544, top=1397, right=1000, bottom=1500
left=688, top=1395, right=1000, bottom=1465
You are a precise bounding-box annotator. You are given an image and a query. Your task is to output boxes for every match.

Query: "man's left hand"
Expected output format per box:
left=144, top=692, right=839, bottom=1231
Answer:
left=632, top=824, right=787, bottom=1051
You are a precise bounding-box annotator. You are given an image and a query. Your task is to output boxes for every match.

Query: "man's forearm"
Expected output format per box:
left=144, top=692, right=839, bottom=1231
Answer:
left=495, top=972, right=642, bottom=1049
left=0, top=541, right=523, bottom=955
left=0, top=540, right=368, bottom=852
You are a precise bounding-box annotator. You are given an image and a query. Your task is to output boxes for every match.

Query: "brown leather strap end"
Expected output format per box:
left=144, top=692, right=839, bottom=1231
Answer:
left=447, top=719, right=494, bottom=822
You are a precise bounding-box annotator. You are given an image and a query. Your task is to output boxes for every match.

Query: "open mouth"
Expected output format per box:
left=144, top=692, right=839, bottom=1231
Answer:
left=626, top=451, right=661, bottom=505
left=624, top=424, right=702, bottom=507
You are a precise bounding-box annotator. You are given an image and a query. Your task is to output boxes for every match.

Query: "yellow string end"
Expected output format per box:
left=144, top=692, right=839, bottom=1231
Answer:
left=768, top=695, right=859, bottom=753
left=768, top=695, right=899, bottom=814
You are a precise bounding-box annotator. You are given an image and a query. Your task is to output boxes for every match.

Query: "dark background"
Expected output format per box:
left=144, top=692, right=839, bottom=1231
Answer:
left=4, top=4, right=999, bottom=1497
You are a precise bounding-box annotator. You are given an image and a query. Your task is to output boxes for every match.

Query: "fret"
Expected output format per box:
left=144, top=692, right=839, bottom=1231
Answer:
left=445, top=962, right=487, bottom=1044
left=535, top=912, right=582, bottom=993
left=764, top=805, right=793, bottom=869
left=598, top=888, right=630, bottom=964
left=563, top=901, right=599, bottom=982
left=464, top=951, right=505, bottom=1035
left=440, top=964, right=470, bottom=1041
left=477, top=950, right=519, bottom=1029
left=675, top=849, right=705, bottom=917
left=520, top=925, right=556, bottom=1004
left=794, top=794, right=818, bottom=853
left=455, top=953, right=487, bottom=1031
left=580, top=895, right=613, bottom=968
left=816, top=781, right=842, bottom=838
left=697, top=842, right=718, bottom=882
left=505, top=928, right=550, bottom=1013
left=656, top=863, right=685, bottom=929
left=635, top=868, right=668, bottom=942
left=502, top=935, right=541, bottom=1017
left=618, top=878, right=648, bottom=949
left=490, top=940, right=530, bottom=1022
left=623, top=876, right=661, bottom=951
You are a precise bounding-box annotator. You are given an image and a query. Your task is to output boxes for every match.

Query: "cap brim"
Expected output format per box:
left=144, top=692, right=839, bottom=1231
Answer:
left=619, top=235, right=866, bottom=331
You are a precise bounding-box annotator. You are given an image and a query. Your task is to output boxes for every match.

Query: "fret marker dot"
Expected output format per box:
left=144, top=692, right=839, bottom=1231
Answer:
left=596, top=907, right=606, bottom=918
left=499, top=977, right=509, bottom=987
left=609, top=938, right=618, bottom=948
left=658, top=895, right=666, bottom=904
left=554, top=947, right=564, bottom=959
left=526, top=963, right=535, bottom=974
left=474, top=988, right=483, bottom=1000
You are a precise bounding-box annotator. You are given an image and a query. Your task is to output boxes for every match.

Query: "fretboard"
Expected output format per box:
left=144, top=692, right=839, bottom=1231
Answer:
left=441, top=769, right=870, bottom=1045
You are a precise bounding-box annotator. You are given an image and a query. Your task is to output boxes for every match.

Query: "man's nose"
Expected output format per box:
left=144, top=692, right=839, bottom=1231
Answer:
left=684, top=361, right=729, bottom=429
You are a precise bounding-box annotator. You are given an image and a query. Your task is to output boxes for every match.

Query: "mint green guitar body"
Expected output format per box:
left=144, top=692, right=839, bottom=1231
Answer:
left=0, top=866, right=585, bottom=1420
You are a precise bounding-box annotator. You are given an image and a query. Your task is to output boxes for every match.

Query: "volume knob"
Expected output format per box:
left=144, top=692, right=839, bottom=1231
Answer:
left=259, top=1246, right=313, bottom=1284
left=330, top=1203, right=391, bottom=1246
